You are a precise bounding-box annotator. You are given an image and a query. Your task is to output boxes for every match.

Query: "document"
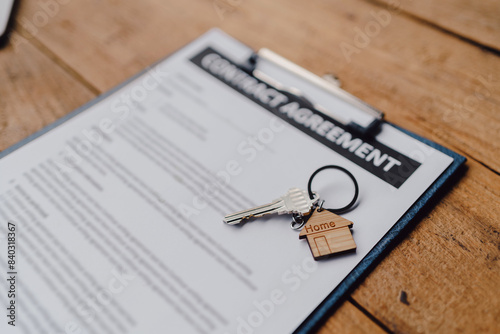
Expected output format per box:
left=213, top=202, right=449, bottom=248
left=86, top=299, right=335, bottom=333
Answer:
left=0, top=29, right=453, bottom=334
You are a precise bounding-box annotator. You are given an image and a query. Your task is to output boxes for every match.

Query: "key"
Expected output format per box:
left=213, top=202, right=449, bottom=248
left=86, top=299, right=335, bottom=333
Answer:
left=223, top=188, right=319, bottom=225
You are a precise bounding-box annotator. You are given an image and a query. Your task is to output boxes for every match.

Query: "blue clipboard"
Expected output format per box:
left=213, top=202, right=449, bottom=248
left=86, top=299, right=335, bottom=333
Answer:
left=187, top=37, right=467, bottom=332
left=0, top=29, right=466, bottom=333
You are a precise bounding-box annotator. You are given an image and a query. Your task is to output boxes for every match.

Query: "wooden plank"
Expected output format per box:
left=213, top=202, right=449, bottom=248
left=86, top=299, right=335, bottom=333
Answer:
left=13, top=0, right=500, bottom=172
left=0, top=32, right=95, bottom=151
left=11, top=0, right=213, bottom=92
left=318, top=301, right=387, bottom=334
left=352, top=159, right=500, bottom=333
left=368, top=0, right=500, bottom=51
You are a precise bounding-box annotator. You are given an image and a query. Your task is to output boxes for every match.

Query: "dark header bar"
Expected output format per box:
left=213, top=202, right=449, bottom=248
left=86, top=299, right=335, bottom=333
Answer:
left=190, top=47, right=420, bottom=188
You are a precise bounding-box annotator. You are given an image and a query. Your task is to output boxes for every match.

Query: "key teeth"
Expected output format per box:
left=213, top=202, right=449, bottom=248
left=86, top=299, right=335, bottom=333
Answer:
left=224, top=218, right=239, bottom=225
left=224, top=215, right=246, bottom=224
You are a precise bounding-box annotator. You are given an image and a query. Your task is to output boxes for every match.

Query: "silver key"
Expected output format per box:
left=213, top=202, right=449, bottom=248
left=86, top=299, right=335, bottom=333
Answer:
left=223, top=188, right=319, bottom=225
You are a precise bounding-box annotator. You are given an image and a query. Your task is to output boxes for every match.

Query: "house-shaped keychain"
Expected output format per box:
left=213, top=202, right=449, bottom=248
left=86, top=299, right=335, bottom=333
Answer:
left=299, top=208, right=356, bottom=260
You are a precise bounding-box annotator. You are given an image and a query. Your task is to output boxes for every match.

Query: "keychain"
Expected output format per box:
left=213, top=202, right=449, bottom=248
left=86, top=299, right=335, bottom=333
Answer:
left=223, top=165, right=359, bottom=260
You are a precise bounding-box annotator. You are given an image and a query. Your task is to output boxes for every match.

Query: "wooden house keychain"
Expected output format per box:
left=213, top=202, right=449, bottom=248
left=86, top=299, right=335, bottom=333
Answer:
left=297, top=165, right=359, bottom=260
left=223, top=165, right=359, bottom=260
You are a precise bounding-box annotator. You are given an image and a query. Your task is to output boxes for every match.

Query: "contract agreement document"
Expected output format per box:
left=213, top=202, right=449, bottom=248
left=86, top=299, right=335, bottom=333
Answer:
left=0, top=30, right=454, bottom=334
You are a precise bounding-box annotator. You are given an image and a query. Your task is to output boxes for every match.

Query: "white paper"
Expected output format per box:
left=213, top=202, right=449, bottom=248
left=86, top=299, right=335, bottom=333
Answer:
left=0, top=0, right=14, bottom=36
left=0, top=29, right=453, bottom=334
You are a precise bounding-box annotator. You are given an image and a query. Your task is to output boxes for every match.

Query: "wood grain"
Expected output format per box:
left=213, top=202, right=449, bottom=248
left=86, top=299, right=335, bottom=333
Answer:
left=369, top=0, right=500, bottom=51
left=0, top=32, right=95, bottom=151
left=352, top=159, right=500, bottom=333
left=2, top=0, right=499, bottom=333
left=317, top=300, right=387, bottom=334
left=13, top=0, right=500, bottom=172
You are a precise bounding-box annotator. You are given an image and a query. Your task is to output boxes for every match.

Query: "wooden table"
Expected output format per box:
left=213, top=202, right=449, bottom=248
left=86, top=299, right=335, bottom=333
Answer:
left=1, top=0, right=499, bottom=332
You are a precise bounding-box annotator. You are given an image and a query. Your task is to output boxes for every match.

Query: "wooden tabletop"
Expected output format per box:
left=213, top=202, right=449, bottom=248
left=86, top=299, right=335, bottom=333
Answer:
left=1, top=0, right=499, bottom=332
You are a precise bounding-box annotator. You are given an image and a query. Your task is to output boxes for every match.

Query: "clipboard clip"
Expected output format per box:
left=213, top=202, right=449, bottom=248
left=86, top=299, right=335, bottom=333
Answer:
left=240, top=48, right=384, bottom=136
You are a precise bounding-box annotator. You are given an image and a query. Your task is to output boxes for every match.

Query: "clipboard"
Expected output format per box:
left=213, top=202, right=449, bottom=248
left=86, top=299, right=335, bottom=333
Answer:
left=190, top=36, right=466, bottom=332
left=0, top=29, right=466, bottom=333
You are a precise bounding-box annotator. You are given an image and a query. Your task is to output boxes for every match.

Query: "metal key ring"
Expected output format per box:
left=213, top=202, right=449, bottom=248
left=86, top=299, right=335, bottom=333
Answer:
left=289, top=191, right=319, bottom=230
left=307, top=165, right=359, bottom=213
